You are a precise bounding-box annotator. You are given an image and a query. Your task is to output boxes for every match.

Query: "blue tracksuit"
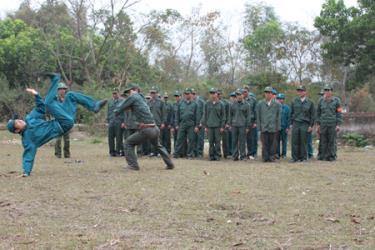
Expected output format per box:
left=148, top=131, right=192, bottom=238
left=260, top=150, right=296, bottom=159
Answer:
left=277, top=104, right=290, bottom=157
left=21, top=74, right=98, bottom=175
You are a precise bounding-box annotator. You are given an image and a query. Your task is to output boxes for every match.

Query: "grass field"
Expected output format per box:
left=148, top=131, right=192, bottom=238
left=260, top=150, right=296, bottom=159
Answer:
left=1, top=131, right=375, bottom=249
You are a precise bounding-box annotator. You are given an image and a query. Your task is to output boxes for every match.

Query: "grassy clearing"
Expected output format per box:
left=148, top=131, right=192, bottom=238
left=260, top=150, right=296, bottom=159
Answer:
left=0, top=131, right=374, bottom=249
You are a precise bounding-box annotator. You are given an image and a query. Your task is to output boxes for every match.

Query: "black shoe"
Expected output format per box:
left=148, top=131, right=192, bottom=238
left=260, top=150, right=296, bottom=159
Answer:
left=126, top=165, right=140, bottom=171
left=233, top=157, right=239, bottom=161
left=55, top=155, right=61, bottom=159
left=94, top=99, right=108, bottom=113
left=110, top=153, right=117, bottom=157
left=289, top=159, right=298, bottom=163
left=166, top=164, right=174, bottom=170
left=120, top=152, right=125, bottom=157
left=64, top=155, right=70, bottom=158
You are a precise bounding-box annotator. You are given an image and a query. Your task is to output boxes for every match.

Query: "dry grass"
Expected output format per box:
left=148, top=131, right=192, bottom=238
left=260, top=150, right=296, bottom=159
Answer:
left=0, top=131, right=375, bottom=249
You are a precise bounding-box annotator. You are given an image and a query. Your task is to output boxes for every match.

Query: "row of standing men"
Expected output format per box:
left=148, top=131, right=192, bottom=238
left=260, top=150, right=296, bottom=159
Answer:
left=105, top=82, right=343, bottom=163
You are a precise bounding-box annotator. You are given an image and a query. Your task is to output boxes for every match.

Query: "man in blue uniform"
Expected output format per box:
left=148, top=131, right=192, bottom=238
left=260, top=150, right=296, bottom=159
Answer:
left=6, top=73, right=107, bottom=177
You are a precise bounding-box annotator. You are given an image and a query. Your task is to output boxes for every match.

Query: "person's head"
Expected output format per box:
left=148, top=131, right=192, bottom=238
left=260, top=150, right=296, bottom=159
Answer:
left=272, top=88, right=278, bottom=99
left=209, top=88, right=218, bottom=101
left=276, top=93, right=285, bottom=104
left=150, top=86, right=158, bottom=98
left=229, top=92, right=237, bottom=102
left=163, top=92, right=169, bottom=102
left=173, top=91, right=181, bottom=102
left=264, top=86, right=273, bottom=101
left=191, top=88, right=197, bottom=99
left=124, top=83, right=139, bottom=96
left=7, top=119, right=27, bottom=134
left=184, top=88, right=193, bottom=100
left=323, top=84, right=333, bottom=98
left=112, top=88, right=119, bottom=99
left=296, top=85, right=307, bottom=98
left=217, top=89, right=223, bottom=99
left=57, top=82, right=68, bottom=97
left=242, top=86, right=249, bottom=98
left=236, top=89, right=243, bottom=101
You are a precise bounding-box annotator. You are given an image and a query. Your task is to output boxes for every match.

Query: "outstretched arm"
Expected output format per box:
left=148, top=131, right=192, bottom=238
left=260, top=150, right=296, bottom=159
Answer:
left=26, top=88, right=46, bottom=114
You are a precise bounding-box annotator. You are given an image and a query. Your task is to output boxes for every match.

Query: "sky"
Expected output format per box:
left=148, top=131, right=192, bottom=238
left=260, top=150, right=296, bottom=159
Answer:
left=0, top=0, right=358, bottom=31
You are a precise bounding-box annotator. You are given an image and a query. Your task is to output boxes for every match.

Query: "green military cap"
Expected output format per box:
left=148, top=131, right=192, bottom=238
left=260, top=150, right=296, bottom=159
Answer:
left=57, top=82, right=68, bottom=89
left=173, top=90, right=181, bottom=96
left=150, top=86, right=159, bottom=93
left=272, top=88, right=278, bottom=95
left=243, top=85, right=249, bottom=91
left=264, top=86, right=273, bottom=92
left=296, top=85, right=306, bottom=91
left=184, top=88, right=192, bottom=94
left=112, top=88, right=119, bottom=93
left=229, top=92, right=236, bottom=97
left=276, top=93, right=285, bottom=99
left=163, top=92, right=169, bottom=98
left=209, top=87, right=218, bottom=93
left=249, top=92, right=256, bottom=98
left=235, top=88, right=243, bottom=95
left=123, top=82, right=139, bottom=93
left=323, top=83, right=333, bottom=91
left=6, top=119, right=16, bottom=133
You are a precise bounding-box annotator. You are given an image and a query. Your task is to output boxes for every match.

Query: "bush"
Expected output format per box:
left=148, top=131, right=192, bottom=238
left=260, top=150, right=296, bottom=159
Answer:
left=342, top=132, right=370, bottom=147
left=349, top=84, right=375, bottom=112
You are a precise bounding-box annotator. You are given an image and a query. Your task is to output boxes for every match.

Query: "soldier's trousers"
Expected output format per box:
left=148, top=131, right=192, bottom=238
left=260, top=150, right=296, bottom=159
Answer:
left=108, top=122, right=123, bottom=155
left=307, top=132, right=313, bottom=158
left=161, top=127, right=172, bottom=154
left=208, top=127, right=221, bottom=159
left=232, top=126, right=246, bottom=160
left=221, top=129, right=230, bottom=158
left=55, top=132, right=70, bottom=158
left=124, top=127, right=173, bottom=168
left=195, top=128, right=205, bottom=157
left=291, top=122, right=309, bottom=161
left=261, top=131, right=276, bottom=162
left=175, top=125, right=195, bottom=158
left=248, top=127, right=258, bottom=156
left=173, top=128, right=187, bottom=157
left=318, top=125, right=337, bottom=161
left=227, top=128, right=233, bottom=156
left=277, top=129, right=288, bottom=157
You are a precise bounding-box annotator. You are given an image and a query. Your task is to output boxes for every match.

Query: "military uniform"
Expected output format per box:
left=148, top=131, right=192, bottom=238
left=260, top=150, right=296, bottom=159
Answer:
left=245, top=92, right=258, bottom=158
left=161, top=93, right=174, bottom=154
left=148, top=87, right=166, bottom=155
left=276, top=93, right=290, bottom=158
left=107, top=89, right=124, bottom=156
left=54, top=82, right=70, bottom=158
left=201, top=88, right=226, bottom=160
left=219, top=95, right=231, bottom=158
left=229, top=90, right=251, bottom=161
left=316, top=84, right=343, bottom=161
left=290, top=86, right=315, bottom=162
left=114, top=84, right=174, bottom=170
left=256, top=87, right=281, bottom=162
left=193, top=91, right=206, bottom=158
left=174, top=88, right=199, bottom=158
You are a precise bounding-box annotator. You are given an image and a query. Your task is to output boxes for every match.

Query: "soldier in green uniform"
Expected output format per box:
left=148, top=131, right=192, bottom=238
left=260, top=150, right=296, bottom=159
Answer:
left=54, top=82, right=71, bottom=158
left=200, top=88, right=226, bottom=161
left=227, top=92, right=237, bottom=156
left=114, top=84, right=174, bottom=171
left=192, top=89, right=205, bottom=158
left=290, top=85, right=315, bottom=162
left=107, top=88, right=124, bottom=157
left=217, top=89, right=231, bottom=158
left=256, top=86, right=281, bottom=162
left=161, top=92, right=174, bottom=154
left=172, top=91, right=182, bottom=155
left=242, top=86, right=258, bottom=160
left=316, top=84, right=343, bottom=161
left=148, top=86, right=166, bottom=156
left=229, top=89, right=251, bottom=161
left=174, top=88, right=199, bottom=159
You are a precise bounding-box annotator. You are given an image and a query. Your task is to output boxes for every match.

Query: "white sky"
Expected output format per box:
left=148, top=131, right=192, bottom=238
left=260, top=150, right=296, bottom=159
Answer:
left=0, top=0, right=358, bottom=30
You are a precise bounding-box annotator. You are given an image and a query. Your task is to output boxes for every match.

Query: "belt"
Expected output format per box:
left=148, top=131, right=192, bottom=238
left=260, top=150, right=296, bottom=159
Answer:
left=139, top=123, right=156, bottom=129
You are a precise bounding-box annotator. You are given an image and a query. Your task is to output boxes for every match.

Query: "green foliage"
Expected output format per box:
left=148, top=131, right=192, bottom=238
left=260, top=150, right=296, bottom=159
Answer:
left=342, top=132, right=371, bottom=147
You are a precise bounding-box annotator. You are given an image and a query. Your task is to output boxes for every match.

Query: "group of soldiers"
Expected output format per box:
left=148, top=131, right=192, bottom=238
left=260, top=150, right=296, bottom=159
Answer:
left=105, top=82, right=343, bottom=163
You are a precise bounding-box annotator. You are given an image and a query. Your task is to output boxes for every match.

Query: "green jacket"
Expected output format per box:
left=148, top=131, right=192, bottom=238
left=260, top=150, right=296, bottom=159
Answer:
left=229, top=100, right=251, bottom=127
left=163, top=101, right=174, bottom=126
left=195, top=96, right=205, bottom=126
left=316, top=96, right=343, bottom=126
left=256, top=99, right=281, bottom=132
left=245, top=96, right=257, bottom=124
left=175, top=100, right=199, bottom=127
left=201, top=100, right=226, bottom=128
left=220, top=99, right=231, bottom=125
left=290, top=97, right=315, bottom=127
left=172, top=101, right=181, bottom=128
left=123, top=110, right=139, bottom=130
left=148, top=97, right=166, bottom=126
left=107, top=98, right=123, bottom=124
left=114, top=93, right=154, bottom=124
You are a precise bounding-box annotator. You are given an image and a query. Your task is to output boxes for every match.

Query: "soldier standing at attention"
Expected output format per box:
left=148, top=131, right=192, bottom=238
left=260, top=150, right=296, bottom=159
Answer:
left=172, top=91, right=183, bottom=156
left=316, top=84, right=343, bottom=161
left=148, top=86, right=166, bottom=157
left=227, top=92, right=237, bottom=156
left=229, top=89, right=251, bottom=161
left=54, top=82, right=70, bottom=158
left=174, top=88, right=199, bottom=159
left=192, top=89, right=205, bottom=158
left=107, top=88, right=124, bottom=157
left=243, top=86, right=258, bottom=160
left=276, top=93, right=290, bottom=159
left=161, top=92, right=174, bottom=154
left=290, top=85, right=315, bottom=162
left=200, top=88, right=226, bottom=161
left=218, top=89, right=231, bottom=159
left=256, top=87, right=281, bottom=162
left=114, top=85, right=174, bottom=171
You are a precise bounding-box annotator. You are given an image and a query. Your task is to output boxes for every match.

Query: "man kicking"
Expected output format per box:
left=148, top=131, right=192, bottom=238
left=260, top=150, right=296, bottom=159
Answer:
left=6, top=73, right=107, bottom=177
left=114, top=83, right=174, bottom=171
